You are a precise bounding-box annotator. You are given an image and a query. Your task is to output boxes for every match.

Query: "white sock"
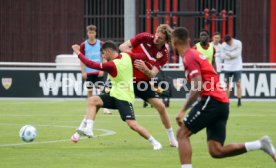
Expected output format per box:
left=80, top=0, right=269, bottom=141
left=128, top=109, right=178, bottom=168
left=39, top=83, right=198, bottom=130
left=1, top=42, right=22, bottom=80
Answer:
left=245, top=140, right=261, bottom=152
left=86, top=119, right=94, bottom=131
left=78, top=118, right=87, bottom=129
left=167, top=128, right=176, bottom=141
left=148, top=136, right=158, bottom=145
left=181, top=164, right=192, bottom=168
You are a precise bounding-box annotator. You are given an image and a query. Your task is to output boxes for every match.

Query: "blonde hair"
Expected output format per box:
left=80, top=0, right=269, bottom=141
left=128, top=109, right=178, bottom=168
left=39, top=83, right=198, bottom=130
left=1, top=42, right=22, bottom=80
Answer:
left=156, top=24, right=173, bottom=43
left=86, top=25, right=97, bottom=32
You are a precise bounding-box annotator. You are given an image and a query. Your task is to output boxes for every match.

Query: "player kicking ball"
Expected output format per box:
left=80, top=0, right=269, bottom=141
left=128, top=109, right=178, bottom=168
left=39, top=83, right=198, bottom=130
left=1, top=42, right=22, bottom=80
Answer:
left=70, top=41, right=162, bottom=150
left=171, top=27, right=276, bottom=168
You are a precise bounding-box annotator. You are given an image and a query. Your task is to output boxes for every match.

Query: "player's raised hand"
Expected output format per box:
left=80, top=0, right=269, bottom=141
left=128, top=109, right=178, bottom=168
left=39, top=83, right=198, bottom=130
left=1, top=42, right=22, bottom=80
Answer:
left=72, top=44, right=81, bottom=55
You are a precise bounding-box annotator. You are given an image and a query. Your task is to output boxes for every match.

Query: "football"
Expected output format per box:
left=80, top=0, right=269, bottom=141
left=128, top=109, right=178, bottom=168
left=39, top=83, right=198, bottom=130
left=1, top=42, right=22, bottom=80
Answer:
left=19, top=125, right=37, bottom=142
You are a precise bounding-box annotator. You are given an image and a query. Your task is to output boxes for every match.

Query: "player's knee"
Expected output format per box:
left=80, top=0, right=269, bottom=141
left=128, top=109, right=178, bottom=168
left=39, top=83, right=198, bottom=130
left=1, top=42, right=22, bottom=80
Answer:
left=88, top=97, right=100, bottom=107
left=153, top=100, right=166, bottom=113
left=208, top=145, right=223, bottom=158
left=127, top=121, right=139, bottom=131
left=176, top=127, right=189, bottom=140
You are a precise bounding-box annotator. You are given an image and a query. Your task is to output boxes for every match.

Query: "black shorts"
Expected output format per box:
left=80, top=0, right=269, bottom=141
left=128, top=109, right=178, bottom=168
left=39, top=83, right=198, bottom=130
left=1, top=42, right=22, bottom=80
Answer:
left=99, top=94, right=135, bottom=121
left=133, top=81, right=159, bottom=102
left=86, top=74, right=104, bottom=90
left=184, top=96, right=229, bottom=145
left=224, top=71, right=241, bottom=83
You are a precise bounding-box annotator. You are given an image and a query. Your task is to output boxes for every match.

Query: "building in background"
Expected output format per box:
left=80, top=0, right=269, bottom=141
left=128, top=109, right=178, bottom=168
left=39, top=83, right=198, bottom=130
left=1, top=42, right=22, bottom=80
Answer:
left=0, top=0, right=275, bottom=63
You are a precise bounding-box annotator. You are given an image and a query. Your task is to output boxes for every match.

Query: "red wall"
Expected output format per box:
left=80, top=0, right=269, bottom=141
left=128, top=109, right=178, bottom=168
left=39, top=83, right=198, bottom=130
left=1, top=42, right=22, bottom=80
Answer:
left=270, top=0, right=276, bottom=62
left=0, top=0, right=83, bottom=62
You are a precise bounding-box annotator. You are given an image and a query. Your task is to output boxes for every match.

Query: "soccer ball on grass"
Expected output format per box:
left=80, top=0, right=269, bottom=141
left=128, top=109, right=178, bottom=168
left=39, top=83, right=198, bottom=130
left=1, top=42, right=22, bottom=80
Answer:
left=19, top=125, right=37, bottom=142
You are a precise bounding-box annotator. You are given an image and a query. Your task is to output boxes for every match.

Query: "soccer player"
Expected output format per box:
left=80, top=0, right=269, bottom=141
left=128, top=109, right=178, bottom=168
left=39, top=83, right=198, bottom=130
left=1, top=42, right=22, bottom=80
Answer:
left=171, top=27, right=276, bottom=168
left=194, top=29, right=216, bottom=70
left=71, top=41, right=162, bottom=150
left=211, top=32, right=223, bottom=73
left=222, top=35, right=243, bottom=107
left=80, top=24, right=111, bottom=114
left=119, top=24, right=178, bottom=147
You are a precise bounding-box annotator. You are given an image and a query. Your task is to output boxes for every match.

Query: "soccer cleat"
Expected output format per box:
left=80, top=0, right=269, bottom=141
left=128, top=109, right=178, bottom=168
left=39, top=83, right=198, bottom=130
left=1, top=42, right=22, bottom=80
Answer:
left=260, top=136, right=276, bottom=161
left=76, top=128, right=94, bottom=138
left=169, top=139, right=178, bottom=148
left=153, top=141, right=162, bottom=150
left=143, top=101, right=148, bottom=108
left=71, top=132, right=80, bottom=143
left=237, top=101, right=241, bottom=107
left=103, top=108, right=112, bottom=115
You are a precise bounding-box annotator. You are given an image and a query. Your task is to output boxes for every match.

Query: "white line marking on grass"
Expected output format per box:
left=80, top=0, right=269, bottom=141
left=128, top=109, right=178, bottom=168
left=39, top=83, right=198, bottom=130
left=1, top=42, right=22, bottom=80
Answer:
left=1, top=113, right=276, bottom=118
left=0, top=124, right=116, bottom=147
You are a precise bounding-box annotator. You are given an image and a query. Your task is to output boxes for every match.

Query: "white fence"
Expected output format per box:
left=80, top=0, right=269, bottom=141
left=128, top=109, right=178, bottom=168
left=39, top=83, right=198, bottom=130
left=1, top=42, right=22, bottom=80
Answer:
left=1, top=62, right=276, bottom=71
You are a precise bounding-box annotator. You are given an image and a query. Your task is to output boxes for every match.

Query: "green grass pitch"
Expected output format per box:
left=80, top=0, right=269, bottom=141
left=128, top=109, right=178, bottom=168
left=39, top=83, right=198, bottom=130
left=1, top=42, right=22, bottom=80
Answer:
left=0, top=100, right=275, bottom=168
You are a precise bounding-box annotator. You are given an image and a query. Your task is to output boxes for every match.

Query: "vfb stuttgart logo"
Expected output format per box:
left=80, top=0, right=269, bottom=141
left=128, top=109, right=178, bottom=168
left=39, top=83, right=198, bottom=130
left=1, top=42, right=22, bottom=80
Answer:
left=2, top=78, right=12, bottom=90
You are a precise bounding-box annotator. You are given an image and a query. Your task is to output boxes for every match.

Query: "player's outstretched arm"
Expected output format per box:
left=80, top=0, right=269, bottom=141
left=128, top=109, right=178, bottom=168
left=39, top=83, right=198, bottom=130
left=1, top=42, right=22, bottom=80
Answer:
left=72, top=44, right=117, bottom=76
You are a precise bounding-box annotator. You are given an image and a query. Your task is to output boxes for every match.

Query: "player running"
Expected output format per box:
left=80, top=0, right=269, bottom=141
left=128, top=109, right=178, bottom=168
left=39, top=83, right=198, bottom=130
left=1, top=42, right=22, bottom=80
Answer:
left=119, top=24, right=178, bottom=147
left=171, top=27, right=276, bottom=168
left=71, top=41, right=162, bottom=150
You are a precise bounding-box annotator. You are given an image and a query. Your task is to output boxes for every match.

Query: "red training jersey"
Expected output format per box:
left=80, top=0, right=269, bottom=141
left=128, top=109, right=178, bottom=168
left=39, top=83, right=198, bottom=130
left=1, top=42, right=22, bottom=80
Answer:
left=78, top=52, right=149, bottom=78
left=182, top=48, right=229, bottom=103
left=130, top=32, right=169, bottom=81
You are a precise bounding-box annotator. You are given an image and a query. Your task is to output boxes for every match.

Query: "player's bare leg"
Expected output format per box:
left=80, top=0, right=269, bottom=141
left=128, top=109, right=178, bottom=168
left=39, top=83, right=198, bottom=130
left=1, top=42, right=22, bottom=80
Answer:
left=226, top=82, right=231, bottom=97
left=86, top=96, right=103, bottom=120
left=77, top=92, right=100, bottom=130
left=236, top=81, right=242, bottom=107
left=71, top=96, right=103, bottom=142
left=76, top=88, right=93, bottom=131
left=97, top=86, right=112, bottom=114
left=126, top=120, right=162, bottom=150
left=148, top=98, right=178, bottom=147
left=177, top=125, right=193, bottom=166
left=207, top=140, right=246, bottom=158
left=87, top=89, right=93, bottom=98
left=207, top=136, right=276, bottom=161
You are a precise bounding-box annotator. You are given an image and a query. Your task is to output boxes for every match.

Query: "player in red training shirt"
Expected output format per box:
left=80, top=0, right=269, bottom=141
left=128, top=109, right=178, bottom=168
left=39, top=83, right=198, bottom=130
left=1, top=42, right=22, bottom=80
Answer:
left=119, top=24, right=177, bottom=147
left=171, top=27, right=276, bottom=168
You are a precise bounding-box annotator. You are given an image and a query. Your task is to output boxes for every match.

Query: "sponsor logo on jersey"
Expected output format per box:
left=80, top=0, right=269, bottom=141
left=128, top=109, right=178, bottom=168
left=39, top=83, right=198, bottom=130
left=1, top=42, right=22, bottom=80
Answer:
left=156, top=52, right=163, bottom=59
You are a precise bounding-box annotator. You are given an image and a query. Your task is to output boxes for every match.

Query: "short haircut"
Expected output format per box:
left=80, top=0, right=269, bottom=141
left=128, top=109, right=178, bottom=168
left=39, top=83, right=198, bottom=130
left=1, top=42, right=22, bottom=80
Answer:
left=200, top=29, right=209, bottom=35
left=213, top=32, right=221, bottom=36
left=156, top=24, right=173, bottom=43
left=101, top=40, right=117, bottom=51
left=224, top=34, right=232, bottom=43
left=86, top=25, right=97, bottom=32
left=172, top=27, right=190, bottom=44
